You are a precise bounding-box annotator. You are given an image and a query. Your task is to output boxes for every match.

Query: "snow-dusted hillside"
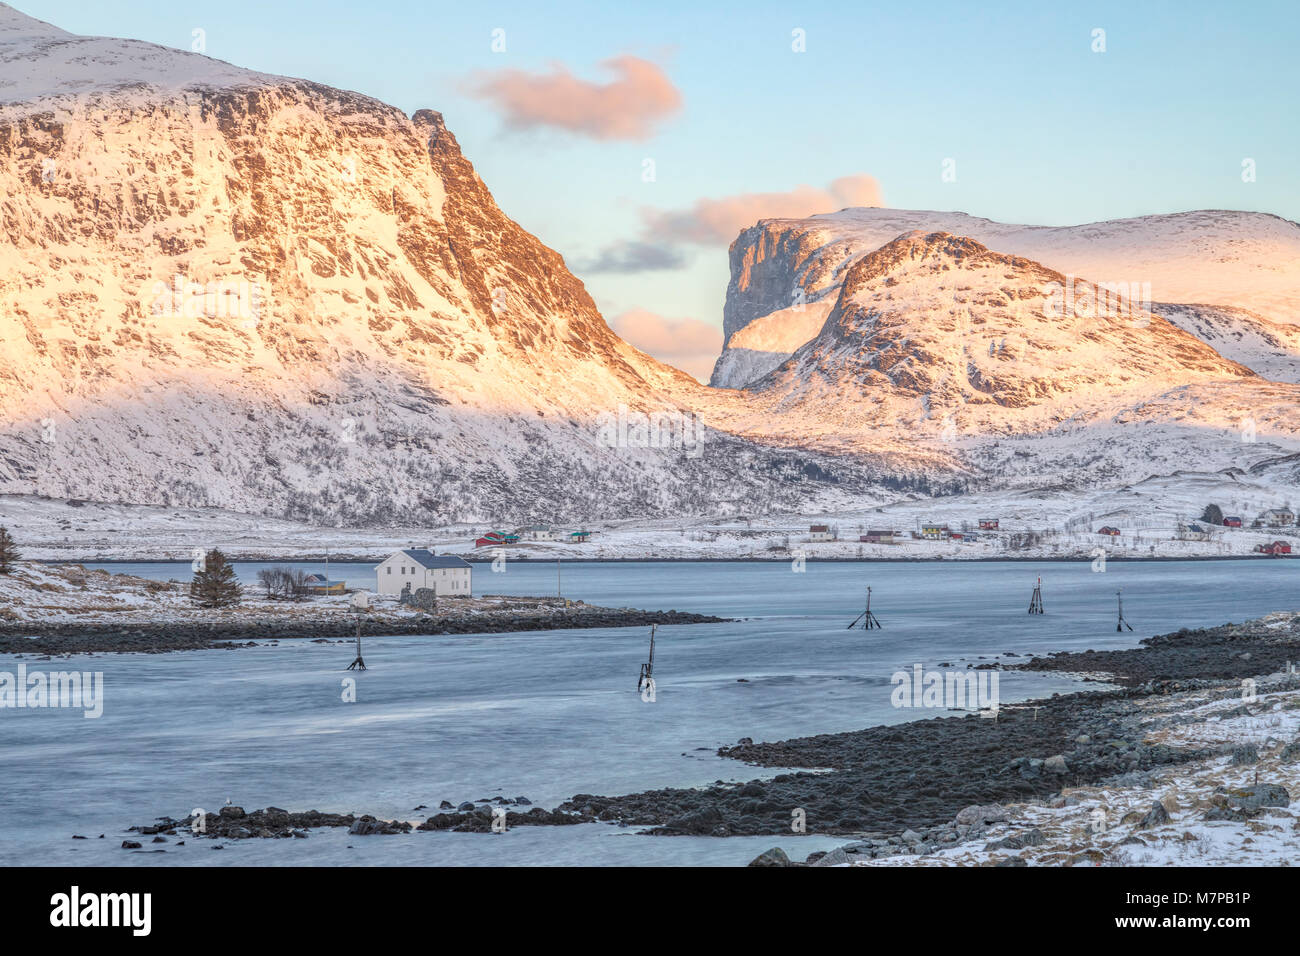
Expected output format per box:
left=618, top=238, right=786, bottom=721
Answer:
left=0, top=4, right=911, bottom=525
left=1154, top=303, right=1300, bottom=384
left=714, top=208, right=1300, bottom=388
left=0, top=4, right=1295, bottom=540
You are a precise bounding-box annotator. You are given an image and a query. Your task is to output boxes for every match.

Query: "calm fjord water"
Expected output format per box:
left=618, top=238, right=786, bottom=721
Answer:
left=2, top=559, right=1294, bottom=866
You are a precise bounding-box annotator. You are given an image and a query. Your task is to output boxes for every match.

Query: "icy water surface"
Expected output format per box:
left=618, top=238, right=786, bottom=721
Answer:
left=3, top=559, right=1295, bottom=866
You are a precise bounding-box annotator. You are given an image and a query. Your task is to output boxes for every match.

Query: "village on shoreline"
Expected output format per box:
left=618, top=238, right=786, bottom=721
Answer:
left=2, top=490, right=1299, bottom=566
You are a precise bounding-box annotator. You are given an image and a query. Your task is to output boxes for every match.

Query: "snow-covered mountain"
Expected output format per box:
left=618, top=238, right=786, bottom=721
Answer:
left=0, top=4, right=907, bottom=524
left=713, top=208, right=1300, bottom=388
left=705, top=230, right=1300, bottom=490
left=0, top=4, right=1295, bottom=532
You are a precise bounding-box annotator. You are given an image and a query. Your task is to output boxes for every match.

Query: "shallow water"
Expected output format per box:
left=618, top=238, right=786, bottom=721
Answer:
left=2, top=559, right=1294, bottom=866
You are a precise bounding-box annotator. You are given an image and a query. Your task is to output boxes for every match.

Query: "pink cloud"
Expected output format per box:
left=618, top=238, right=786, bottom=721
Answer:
left=466, top=56, right=681, bottom=141
left=610, top=309, right=723, bottom=383
left=644, top=174, right=884, bottom=244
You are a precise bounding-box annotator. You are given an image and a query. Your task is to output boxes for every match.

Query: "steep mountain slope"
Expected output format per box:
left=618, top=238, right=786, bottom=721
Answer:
left=710, top=232, right=1300, bottom=487
left=0, top=5, right=900, bottom=523
left=1153, top=303, right=1300, bottom=384
left=713, top=208, right=1300, bottom=387
left=0, top=5, right=1294, bottom=528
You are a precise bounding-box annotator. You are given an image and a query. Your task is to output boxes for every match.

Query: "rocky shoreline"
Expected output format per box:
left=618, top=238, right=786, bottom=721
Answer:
left=115, top=612, right=1300, bottom=865
left=0, top=606, right=726, bottom=655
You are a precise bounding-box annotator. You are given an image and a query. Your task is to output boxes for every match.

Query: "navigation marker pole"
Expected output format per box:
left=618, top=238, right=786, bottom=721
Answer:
left=638, top=624, right=656, bottom=692
left=847, top=586, right=882, bottom=630
left=1028, top=576, right=1044, bottom=614
left=347, top=591, right=371, bottom=670
left=347, top=615, right=367, bottom=670
left=1116, top=588, right=1133, bottom=632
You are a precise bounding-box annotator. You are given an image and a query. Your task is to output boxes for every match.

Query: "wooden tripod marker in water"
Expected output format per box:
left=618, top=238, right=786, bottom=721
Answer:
left=347, top=614, right=367, bottom=670
left=1116, top=588, right=1133, bottom=632
left=638, top=624, right=656, bottom=692
left=847, top=586, right=882, bottom=630
left=1028, top=577, right=1044, bottom=614
left=347, top=591, right=372, bottom=670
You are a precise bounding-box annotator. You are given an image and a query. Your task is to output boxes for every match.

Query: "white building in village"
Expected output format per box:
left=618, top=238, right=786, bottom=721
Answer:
left=375, top=549, right=472, bottom=597
left=522, top=525, right=562, bottom=541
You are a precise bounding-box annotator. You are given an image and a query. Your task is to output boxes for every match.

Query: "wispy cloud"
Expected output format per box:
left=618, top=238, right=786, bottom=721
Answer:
left=574, top=240, right=688, bottom=274
left=609, top=309, right=722, bottom=382
left=644, top=175, right=884, bottom=244
left=465, top=55, right=681, bottom=141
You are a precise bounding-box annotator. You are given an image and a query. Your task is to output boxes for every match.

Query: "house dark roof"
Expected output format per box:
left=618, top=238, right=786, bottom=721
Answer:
left=397, top=549, right=470, bottom=570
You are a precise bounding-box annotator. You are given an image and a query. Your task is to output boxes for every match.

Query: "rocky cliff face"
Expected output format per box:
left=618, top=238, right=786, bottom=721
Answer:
left=714, top=208, right=1300, bottom=388
left=0, top=5, right=893, bottom=523
left=1, top=6, right=1296, bottom=522
left=709, top=231, right=1300, bottom=488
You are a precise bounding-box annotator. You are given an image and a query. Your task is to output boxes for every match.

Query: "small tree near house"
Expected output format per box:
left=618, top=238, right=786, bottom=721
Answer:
left=1200, top=504, right=1224, bottom=526
left=0, top=526, right=17, bottom=574
left=190, top=549, right=242, bottom=608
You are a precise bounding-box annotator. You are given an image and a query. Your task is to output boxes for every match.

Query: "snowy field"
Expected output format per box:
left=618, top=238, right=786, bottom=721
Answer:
left=3, top=466, right=1298, bottom=564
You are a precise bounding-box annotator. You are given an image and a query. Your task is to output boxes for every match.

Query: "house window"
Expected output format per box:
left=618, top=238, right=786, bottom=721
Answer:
left=386, top=567, right=391, bottom=575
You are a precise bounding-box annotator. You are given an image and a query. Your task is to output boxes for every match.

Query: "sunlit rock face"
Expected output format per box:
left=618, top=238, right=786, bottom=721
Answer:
left=0, top=6, right=907, bottom=524
left=713, top=207, right=1300, bottom=389
left=1, top=6, right=1298, bottom=523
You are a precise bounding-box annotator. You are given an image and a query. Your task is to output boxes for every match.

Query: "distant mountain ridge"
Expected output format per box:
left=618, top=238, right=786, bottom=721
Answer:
left=713, top=207, right=1300, bottom=388
left=0, top=3, right=1296, bottom=527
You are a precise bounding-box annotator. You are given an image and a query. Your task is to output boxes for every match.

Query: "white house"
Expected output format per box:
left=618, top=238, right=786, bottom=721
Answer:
left=523, top=525, right=561, bottom=542
left=809, top=524, right=834, bottom=542
left=375, top=549, right=472, bottom=597
left=1261, top=508, right=1296, bottom=528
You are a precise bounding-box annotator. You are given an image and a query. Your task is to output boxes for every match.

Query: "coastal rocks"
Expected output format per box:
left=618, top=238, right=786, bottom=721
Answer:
left=1044, top=755, right=1069, bottom=774
left=1229, top=745, right=1260, bottom=766
left=0, top=607, right=730, bottom=655
left=416, top=805, right=581, bottom=832
left=1136, top=801, right=1170, bottom=829
left=348, top=816, right=411, bottom=836
left=1014, top=616, right=1300, bottom=687
left=986, top=828, right=1046, bottom=851
left=748, top=847, right=792, bottom=867
left=557, top=684, right=1211, bottom=838
left=954, top=805, right=1009, bottom=826
left=128, top=807, right=407, bottom=841
left=1215, top=783, right=1290, bottom=813
left=662, top=807, right=724, bottom=835
left=811, top=847, right=851, bottom=867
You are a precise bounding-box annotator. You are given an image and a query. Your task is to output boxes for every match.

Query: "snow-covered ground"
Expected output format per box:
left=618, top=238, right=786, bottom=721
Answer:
left=847, top=665, right=1300, bottom=867
left=0, top=557, right=573, bottom=626
left=3, top=459, right=1298, bottom=563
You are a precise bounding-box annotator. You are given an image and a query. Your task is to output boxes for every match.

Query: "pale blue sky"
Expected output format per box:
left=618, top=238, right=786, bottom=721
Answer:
left=19, top=0, right=1300, bottom=360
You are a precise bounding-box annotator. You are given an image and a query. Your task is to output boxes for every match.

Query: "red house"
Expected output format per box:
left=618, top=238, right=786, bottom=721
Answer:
left=978, top=518, right=999, bottom=530
left=1097, top=526, right=1121, bottom=537
left=1256, top=541, right=1292, bottom=555
left=1223, top=516, right=1243, bottom=528
left=474, top=530, right=519, bottom=548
